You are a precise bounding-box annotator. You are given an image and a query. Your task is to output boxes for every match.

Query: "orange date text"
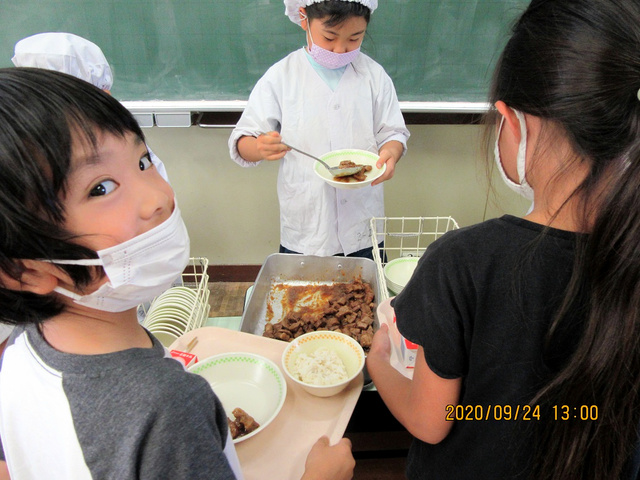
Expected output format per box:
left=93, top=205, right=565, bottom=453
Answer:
left=445, top=404, right=541, bottom=421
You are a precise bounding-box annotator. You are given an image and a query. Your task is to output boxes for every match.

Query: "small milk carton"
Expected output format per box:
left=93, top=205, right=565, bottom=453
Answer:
left=170, top=350, right=198, bottom=368
left=400, top=337, right=419, bottom=369
left=393, top=314, right=418, bottom=369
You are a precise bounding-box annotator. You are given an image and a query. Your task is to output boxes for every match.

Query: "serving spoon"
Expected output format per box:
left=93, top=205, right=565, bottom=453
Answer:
left=283, top=142, right=365, bottom=177
left=257, top=133, right=363, bottom=177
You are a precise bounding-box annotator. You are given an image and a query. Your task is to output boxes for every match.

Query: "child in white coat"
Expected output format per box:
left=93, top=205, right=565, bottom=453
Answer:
left=11, top=32, right=169, bottom=182
left=229, top=0, right=409, bottom=259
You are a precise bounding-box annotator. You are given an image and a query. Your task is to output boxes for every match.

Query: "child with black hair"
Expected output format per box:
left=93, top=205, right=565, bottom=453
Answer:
left=0, top=68, right=354, bottom=480
left=367, top=0, right=640, bottom=478
left=229, top=0, right=409, bottom=260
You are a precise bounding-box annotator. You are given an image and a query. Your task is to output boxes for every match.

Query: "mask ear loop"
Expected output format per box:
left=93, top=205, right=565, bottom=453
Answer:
left=493, top=116, right=519, bottom=188
left=42, top=258, right=102, bottom=266
left=300, top=12, right=314, bottom=51
left=513, top=109, right=529, bottom=187
left=53, top=286, right=84, bottom=302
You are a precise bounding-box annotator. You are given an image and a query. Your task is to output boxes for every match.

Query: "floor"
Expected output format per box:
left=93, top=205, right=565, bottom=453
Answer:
left=207, top=282, right=410, bottom=479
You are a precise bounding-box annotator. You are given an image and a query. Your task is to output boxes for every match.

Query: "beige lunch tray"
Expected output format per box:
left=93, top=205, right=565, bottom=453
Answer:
left=171, top=326, right=363, bottom=480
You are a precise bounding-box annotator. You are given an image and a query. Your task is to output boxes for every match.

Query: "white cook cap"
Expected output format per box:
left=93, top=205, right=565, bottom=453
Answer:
left=11, top=32, right=113, bottom=91
left=284, top=0, right=378, bottom=25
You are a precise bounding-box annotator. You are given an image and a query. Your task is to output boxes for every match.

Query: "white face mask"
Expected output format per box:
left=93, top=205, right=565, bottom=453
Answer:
left=303, top=13, right=361, bottom=69
left=494, top=109, right=534, bottom=201
left=49, top=202, right=190, bottom=312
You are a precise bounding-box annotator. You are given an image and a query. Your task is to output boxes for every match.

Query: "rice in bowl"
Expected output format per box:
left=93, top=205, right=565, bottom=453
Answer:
left=282, top=331, right=366, bottom=397
left=292, top=347, right=348, bottom=386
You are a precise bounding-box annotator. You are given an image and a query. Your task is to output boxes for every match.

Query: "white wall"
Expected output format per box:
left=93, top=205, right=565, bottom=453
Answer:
left=143, top=124, right=530, bottom=265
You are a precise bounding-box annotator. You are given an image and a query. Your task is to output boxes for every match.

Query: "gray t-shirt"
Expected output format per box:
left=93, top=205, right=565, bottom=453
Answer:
left=0, top=323, right=239, bottom=479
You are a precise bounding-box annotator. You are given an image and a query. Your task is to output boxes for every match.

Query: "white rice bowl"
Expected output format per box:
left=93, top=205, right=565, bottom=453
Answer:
left=282, top=331, right=365, bottom=398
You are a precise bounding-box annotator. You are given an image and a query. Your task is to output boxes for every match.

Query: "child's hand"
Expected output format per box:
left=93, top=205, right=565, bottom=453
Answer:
left=368, top=323, right=392, bottom=363
left=301, top=436, right=355, bottom=480
left=256, top=131, right=289, bottom=161
left=372, top=140, right=404, bottom=186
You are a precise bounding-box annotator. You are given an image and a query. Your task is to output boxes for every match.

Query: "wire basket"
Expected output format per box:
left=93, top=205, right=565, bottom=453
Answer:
left=139, top=257, right=211, bottom=342
left=176, top=256, right=211, bottom=330
left=370, top=217, right=459, bottom=301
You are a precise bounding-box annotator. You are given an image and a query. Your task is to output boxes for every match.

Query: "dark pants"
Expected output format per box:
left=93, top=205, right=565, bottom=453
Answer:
left=278, top=242, right=385, bottom=262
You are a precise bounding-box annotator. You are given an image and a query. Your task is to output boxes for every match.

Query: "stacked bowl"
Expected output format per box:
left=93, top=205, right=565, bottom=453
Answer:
left=383, top=257, right=419, bottom=296
left=143, top=286, right=210, bottom=346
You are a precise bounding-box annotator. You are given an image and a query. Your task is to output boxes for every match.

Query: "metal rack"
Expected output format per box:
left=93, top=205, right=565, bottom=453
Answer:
left=178, top=256, right=211, bottom=330
left=370, top=217, right=459, bottom=301
left=139, top=256, right=211, bottom=333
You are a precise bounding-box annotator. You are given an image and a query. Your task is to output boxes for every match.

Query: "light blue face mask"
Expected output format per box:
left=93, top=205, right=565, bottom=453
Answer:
left=494, top=109, right=534, bottom=201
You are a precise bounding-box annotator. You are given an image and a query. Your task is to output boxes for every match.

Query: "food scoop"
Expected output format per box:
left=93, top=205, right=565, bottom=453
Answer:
left=282, top=142, right=364, bottom=177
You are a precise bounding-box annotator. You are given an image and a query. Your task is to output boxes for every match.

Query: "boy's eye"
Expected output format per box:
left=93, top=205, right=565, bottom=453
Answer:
left=139, top=154, right=153, bottom=171
left=89, top=180, right=117, bottom=197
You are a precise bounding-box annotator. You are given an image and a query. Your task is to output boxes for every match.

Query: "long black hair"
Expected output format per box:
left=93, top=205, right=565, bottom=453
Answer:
left=0, top=68, right=145, bottom=324
left=489, top=0, right=640, bottom=478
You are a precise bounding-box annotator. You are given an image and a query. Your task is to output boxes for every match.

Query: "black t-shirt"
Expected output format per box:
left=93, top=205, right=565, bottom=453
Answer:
left=393, top=215, right=580, bottom=479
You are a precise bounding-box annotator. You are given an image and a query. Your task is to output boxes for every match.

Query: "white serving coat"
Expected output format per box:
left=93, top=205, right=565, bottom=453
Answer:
left=229, top=48, right=409, bottom=256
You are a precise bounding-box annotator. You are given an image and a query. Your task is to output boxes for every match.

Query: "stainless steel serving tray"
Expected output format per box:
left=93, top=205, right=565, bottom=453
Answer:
left=241, top=253, right=381, bottom=336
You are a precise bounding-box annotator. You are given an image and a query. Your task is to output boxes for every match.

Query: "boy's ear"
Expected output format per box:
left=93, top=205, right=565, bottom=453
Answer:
left=495, top=100, right=523, bottom=144
left=0, top=260, right=70, bottom=295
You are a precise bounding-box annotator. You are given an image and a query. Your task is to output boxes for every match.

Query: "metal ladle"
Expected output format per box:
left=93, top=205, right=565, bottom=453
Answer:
left=257, top=132, right=364, bottom=177
left=281, top=142, right=364, bottom=177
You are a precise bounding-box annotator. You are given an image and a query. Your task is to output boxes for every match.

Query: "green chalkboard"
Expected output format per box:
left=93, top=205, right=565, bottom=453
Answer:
left=0, top=0, right=528, bottom=104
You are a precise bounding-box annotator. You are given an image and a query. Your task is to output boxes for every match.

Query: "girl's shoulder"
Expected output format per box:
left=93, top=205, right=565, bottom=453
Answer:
left=255, top=48, right=308, bottom=87
left=350, top=52, right=389, bottom=76
left=441, top=214, right=575, bottom=241
left=426, top=215, right=577, bottom=265
left=353, top=51, right=384, bottom=68
left=265, top=48, right=307, bottom=72
left=426, top=216, right=513, bottom=251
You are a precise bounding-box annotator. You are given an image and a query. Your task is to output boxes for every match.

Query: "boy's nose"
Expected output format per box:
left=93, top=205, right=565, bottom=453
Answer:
left=139, top=181, right=173, bottom=222
left=334, top=43, right=349, bottom=54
